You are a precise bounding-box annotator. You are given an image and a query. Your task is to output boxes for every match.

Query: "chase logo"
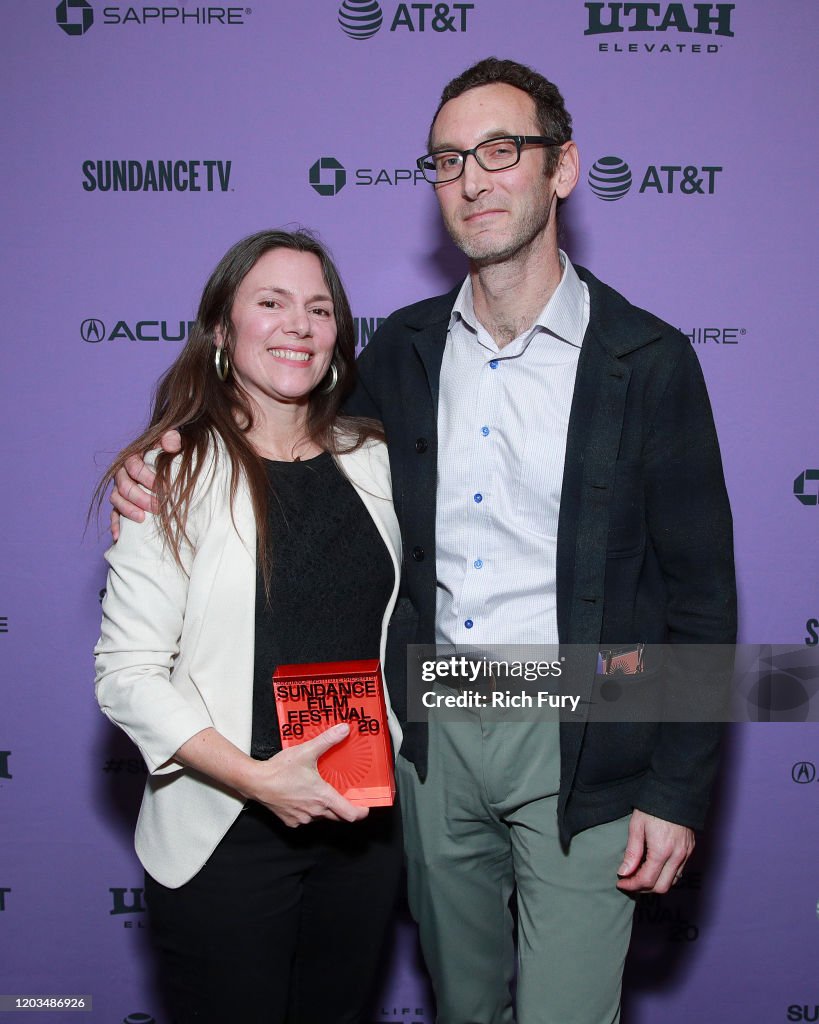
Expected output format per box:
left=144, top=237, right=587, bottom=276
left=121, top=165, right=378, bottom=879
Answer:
left=338, top=0, right=383, bottom=39
left=56, top=0, right=94, bottom=35
left=309, top=157, right=346, bottom=196
left=81, top=318, right=105, bottom=343
left=794, top=470, right=819, bottom=506
left=588, top=156, right=632, bottom=201
left=792, top=761, right=816, bottom=784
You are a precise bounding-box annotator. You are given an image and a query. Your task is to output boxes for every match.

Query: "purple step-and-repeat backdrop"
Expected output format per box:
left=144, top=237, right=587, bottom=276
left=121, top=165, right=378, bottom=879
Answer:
left=2, top=1, right=818, bottom=1021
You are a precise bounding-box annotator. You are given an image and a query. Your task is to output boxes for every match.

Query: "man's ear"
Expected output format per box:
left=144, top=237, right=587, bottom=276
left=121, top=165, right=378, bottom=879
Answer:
left=554, top=141, right=580, bottom=200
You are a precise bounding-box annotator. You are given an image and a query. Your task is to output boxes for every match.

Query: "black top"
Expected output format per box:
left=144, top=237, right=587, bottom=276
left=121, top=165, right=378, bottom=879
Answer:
left=250, top=451, right=393, bottom=760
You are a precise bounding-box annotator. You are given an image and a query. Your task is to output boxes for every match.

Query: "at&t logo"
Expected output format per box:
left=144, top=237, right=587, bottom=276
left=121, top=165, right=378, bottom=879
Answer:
left=794, top=470, right=819, bottom=506
left=588, top=156, right=632, bottom=200
left=588, top=155, right=722, bottom=199
left=338, top=0, right=383, bottom=38
left=791, top=761, right=816, bottom=784
left=81, top=318, right=193, bottom=342
left=56, top=0, right=94, bottom=35
left=337, top=1, right=474, bottom=39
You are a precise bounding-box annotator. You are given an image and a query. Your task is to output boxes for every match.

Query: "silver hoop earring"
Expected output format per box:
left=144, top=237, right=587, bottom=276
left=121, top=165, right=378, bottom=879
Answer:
left=319, top=361, right=338, bottom=394
left=214, top=345, right=230, bottom=382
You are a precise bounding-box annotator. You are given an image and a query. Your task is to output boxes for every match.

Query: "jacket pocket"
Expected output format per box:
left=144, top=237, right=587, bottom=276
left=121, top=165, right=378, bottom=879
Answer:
left=574, top=720, right=658, bottom=790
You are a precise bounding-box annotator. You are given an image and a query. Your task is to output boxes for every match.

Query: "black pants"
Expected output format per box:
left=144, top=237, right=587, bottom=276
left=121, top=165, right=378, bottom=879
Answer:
left=144, top=801, right=403, bottom=1024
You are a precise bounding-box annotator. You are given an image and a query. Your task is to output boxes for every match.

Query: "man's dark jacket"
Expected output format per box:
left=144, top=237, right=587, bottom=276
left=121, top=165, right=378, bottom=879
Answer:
left=349, top=265, right=736, bottom=845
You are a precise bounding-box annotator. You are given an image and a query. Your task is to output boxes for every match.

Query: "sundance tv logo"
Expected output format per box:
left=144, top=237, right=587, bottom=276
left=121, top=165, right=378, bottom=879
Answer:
left=354, top=316, right=386, bottom=352
left=585, top=2, right=735, bottom=53
left=82, top=159, right=232, bottom=192
left=337, top=0, right=474, bottom=39
left=81, top=318, right=194, bottom=342
left=588, top=156, right=722, bottom=199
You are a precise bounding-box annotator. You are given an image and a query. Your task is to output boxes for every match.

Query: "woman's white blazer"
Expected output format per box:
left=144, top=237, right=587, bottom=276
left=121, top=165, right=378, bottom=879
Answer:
left=94, top=440, right=403, bottom=888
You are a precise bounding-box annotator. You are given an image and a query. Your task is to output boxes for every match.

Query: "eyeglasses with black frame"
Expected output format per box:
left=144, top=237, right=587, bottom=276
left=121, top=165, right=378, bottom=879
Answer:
left=416, top=135, right=563, bottom=185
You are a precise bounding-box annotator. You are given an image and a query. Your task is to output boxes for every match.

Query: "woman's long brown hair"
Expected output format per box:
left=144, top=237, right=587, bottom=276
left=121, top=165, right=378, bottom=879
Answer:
left=93, top=228, right=383, bottom=589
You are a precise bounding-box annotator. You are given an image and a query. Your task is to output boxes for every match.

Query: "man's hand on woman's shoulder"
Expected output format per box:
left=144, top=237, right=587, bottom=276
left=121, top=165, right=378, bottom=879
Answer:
left=109, top=429, right=182, bottom=539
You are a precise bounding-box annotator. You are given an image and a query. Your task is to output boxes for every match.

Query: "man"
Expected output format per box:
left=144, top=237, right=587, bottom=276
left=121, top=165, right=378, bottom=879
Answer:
left=113, top=58, right=735, bottom=1024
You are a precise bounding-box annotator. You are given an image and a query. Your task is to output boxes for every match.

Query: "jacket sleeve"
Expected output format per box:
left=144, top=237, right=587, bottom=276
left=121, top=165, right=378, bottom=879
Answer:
left=94, top=456, right=217, bottom=775
left=635, top=340, right=736, bottom=827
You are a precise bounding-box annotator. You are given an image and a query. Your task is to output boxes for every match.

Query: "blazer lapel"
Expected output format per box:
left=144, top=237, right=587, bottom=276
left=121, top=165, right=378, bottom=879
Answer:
left=406, top=283, right=459, bottom=415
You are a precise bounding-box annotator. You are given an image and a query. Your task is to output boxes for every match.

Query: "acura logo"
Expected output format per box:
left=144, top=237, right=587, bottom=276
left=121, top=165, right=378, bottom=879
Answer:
left=792, top=761, right=816, bottom=784
left=81, top=318, right=105, bottom=342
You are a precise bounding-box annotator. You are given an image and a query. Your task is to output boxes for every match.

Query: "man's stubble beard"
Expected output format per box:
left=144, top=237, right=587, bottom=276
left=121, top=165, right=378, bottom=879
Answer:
left=444, top=195, right=555, bottom=268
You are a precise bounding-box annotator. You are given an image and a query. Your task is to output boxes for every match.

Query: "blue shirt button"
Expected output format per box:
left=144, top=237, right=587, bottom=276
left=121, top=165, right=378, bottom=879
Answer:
left=473, top=493, right=483, bottom=503
left=481, top=426, right=490, bottom=437
left=464, top=619, right=474, bottom=629
left=489, top=360, right=499, bottom=369
left=473, top=559, right=483, bottom=569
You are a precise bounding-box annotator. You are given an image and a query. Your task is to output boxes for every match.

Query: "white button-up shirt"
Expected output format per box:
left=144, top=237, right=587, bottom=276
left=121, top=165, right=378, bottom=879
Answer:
left=435, top=252, right=590, bottom=648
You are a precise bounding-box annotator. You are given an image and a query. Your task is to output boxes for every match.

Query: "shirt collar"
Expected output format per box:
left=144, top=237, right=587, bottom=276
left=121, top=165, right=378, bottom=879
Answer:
left=449, top=250, right=587, bottom=350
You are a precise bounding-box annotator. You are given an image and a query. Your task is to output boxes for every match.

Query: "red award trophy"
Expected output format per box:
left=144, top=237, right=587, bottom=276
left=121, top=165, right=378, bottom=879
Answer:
left=273, top=659, right=395, bottom=807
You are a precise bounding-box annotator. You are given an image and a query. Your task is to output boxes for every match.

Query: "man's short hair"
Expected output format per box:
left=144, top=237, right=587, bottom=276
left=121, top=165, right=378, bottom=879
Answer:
left=428, top=57, right=573, bottom=177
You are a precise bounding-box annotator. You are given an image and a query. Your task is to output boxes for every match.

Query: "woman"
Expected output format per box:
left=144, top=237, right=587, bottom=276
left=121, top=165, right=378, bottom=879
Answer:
left=94, top=229, right=403, bottom=1024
